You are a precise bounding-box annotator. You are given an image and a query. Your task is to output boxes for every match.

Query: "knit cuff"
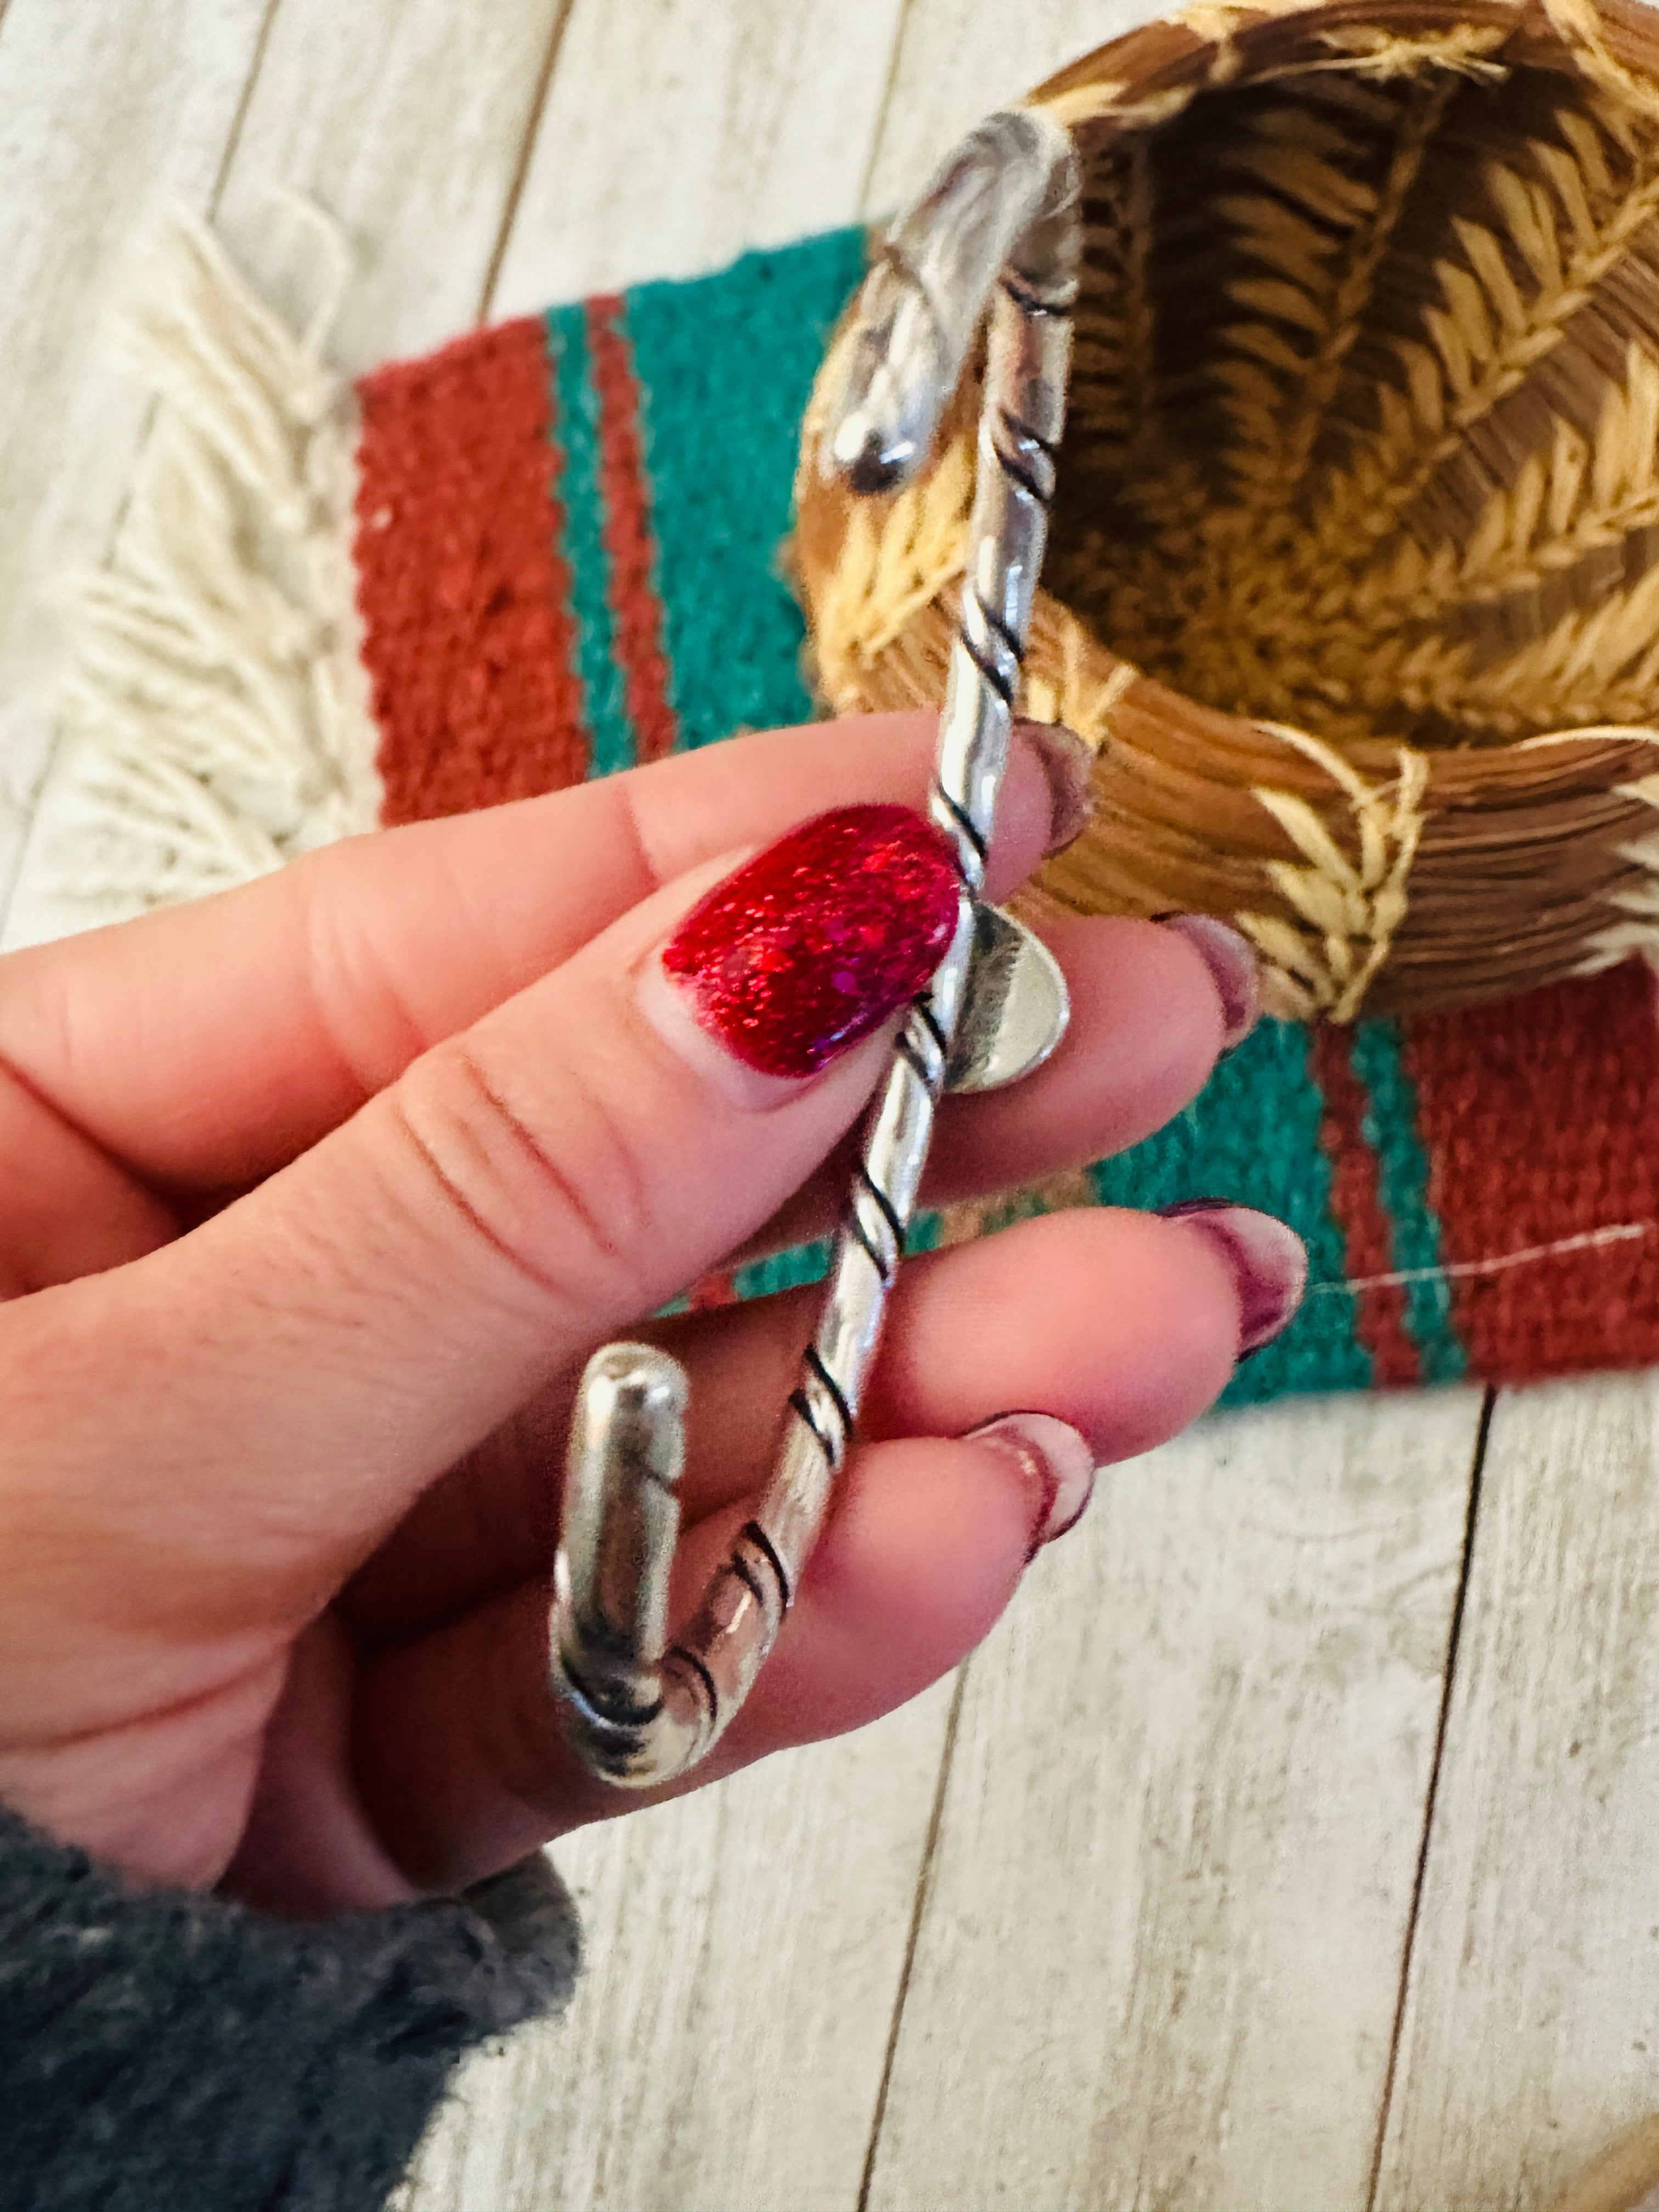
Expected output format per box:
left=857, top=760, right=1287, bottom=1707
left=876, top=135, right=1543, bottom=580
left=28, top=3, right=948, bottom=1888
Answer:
left=0, top=1803, right=579, bottom=2212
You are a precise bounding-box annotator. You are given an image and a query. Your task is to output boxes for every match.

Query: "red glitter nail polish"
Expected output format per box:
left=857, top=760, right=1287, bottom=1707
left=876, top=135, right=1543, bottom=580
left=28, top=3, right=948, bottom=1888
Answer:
left=661, top=804, right=962, bottom=1078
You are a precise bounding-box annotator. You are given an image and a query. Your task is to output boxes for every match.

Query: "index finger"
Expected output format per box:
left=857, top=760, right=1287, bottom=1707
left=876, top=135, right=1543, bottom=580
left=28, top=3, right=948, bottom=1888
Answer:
left=0, top=712, right=1066, bottom=1189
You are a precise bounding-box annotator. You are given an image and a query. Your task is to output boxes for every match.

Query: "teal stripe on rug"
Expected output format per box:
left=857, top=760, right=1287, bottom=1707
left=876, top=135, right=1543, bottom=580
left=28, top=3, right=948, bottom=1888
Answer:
left=732, top=1240, right=833, bottom=1302
left=545, top=302, right=634, bottom=777
left=1347, top=1019, right=1468, bottom=1384
left=621, top=229, right=871, bottom=751
left=1091, top=1019, right=1372, bottom=1406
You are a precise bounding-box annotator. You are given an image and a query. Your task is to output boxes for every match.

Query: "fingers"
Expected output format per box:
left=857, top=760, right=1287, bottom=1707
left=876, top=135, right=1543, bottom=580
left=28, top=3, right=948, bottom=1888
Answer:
left=0, top=825, right=962, bottom=1654
left=0, top=1063, right=176, bottom=1295
left=340, top=1203, right=1259, bottom=1650
left=683, top=1204, right=1251, bottom=1481
left=0, top=902, right=1244, bottom=1304
left=918, top=914, right=1239, bottom=1205
left=349, top=1204, right=1297, bottom=1893
left=351, top=1427, right=1080, bottom=1891
left=0, top=712, right=1071, bottom=1192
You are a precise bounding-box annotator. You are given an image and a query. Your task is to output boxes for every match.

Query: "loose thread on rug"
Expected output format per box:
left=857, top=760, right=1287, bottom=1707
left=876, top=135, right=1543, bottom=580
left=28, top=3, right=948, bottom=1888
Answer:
left=1306, top=1217, right=1652, bottom=1296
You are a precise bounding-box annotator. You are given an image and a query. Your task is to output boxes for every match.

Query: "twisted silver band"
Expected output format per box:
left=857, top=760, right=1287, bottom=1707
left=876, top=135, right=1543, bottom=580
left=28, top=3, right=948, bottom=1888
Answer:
left=549, top=109, right=1081, bottom=1787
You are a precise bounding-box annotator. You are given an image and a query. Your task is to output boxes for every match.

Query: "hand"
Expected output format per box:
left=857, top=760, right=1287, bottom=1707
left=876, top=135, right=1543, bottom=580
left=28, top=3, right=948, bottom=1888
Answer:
left=0, top=713, right=1301, bottom=1915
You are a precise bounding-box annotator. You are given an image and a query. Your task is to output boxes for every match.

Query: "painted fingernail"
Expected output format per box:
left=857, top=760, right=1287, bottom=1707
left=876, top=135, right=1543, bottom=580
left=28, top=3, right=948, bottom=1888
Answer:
left=963, top=1411, right=1097, bottom=1560
left=1014, top=718, right=1097, bottom=855
left=1158, top=1199, right=1308, bottom=1355
left=655, top=804, right=961, bottom=1088
left=1155, top=913, right=1261, bottom=1049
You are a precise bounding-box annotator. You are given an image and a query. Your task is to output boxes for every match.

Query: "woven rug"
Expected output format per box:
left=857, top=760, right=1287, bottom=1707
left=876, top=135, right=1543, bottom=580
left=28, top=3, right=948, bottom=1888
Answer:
left=25, top=218, right=1659, bottom=1408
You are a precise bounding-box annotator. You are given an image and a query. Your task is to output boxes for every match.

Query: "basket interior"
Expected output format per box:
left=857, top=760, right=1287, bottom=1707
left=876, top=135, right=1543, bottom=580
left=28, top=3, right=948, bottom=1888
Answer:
left=1046, top=55, right=1659, bottom=749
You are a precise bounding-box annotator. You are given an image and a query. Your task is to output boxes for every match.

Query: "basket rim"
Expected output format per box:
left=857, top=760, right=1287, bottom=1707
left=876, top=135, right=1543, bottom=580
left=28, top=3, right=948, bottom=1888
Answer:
left=792, top=0, right=1659, bottom=1019
left=1026, top=0, right=1659, bottom=141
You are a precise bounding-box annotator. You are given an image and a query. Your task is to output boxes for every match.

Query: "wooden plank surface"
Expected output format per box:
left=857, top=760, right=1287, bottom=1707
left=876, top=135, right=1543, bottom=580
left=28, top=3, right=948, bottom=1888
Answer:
left=0, top=0, right=577, bottom=953
left=1375, top=1374, right=1659, bottom=2212
left=405, top=1689, right=956, bottom=2212
left=490, top=0, right=910, bottom=314
left=0, top=0, right=273, bottom=913
left=213, top=0, right=573, bottom=369
left=865, top=0, right=1160, bottom=213
left=864, top=1390, right=1485, bottom=2212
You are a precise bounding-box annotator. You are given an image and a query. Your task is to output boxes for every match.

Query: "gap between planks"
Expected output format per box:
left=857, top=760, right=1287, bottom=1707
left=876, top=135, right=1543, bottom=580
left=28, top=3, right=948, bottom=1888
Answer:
left=857, top=1665, right=970, bottom=2212
left=1370, top=1370, right=1659, bottom=2210
left=0, top=0, right=580, bottom=951
left=6, top=0, right=289, bottom=873
left=476, top=0, right=577, bottom=323
left=1364, top=1385, right=1495, bottom=2212
left=860, top=1385, right=1489, bottom=2211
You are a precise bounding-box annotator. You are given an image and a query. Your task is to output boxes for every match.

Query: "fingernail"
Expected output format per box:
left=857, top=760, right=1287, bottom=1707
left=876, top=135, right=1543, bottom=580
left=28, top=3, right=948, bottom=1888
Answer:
left=963, top=1411, right=1097, bottom=1560
left=1014, top=718, right=1097, bottom=855
left=1157, top=1199, right=1308, bottom=1355
left=1155, top=913, right=1261, bottom=1049
left=653, top=804, right=961, bottom=1090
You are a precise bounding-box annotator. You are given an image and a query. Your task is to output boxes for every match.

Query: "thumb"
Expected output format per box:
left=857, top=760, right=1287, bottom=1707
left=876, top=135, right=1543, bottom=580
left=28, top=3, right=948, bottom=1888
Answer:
left=4, top=805, right=962, bottom=1632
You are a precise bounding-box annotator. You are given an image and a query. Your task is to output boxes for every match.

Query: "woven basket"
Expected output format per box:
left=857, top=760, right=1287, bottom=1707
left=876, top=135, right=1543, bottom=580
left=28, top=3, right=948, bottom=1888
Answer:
left=794, top=0, right=1659, bottom=1020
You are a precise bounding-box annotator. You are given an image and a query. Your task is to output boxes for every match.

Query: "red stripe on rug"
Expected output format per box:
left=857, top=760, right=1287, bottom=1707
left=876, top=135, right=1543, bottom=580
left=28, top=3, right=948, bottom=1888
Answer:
left=586, top=296, right=678, bottom=764
left=1403, top=962, right=1659, bottom=1383
left=1309, top=1024, right=1421, bottom=1386
left=354, top=317, right=588, bottom=824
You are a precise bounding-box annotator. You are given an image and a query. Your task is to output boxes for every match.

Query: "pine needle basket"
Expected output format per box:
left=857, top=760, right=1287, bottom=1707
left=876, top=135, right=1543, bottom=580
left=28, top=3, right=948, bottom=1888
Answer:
left=794, top=0, right=1659, bottom=1021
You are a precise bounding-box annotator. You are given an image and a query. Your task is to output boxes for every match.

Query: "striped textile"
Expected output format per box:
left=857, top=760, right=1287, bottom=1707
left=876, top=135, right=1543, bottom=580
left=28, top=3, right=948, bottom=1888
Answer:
left=352, top=228, right=1659, bottom=1407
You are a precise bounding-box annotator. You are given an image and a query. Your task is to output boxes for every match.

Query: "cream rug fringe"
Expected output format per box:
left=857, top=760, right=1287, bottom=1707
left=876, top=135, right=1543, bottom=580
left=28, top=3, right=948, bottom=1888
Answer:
left=5, top=203, right=381, bottom=948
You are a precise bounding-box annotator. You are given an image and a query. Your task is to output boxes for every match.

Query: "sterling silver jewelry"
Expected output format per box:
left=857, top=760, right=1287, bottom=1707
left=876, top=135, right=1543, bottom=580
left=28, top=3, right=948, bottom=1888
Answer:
left=549, top=109, right=1082, bottom=1787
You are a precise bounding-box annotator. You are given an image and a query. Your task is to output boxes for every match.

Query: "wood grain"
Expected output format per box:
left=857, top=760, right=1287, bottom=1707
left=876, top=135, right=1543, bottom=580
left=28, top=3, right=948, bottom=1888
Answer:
left=0, top=0, right=272, bottom=914
left=864, top=0, right=1168, bottom=215
left=866, top=1390, right=1486, bottom=2212
left=489, top=0, right=908, bottom=314
left=403, top=1688, right=955, bottom=2212
left=0, top=0, right=582, bottom=955
left=212, top=0, right=573, bottom=370
left=1375, top=1374, right=1659, bottom=2212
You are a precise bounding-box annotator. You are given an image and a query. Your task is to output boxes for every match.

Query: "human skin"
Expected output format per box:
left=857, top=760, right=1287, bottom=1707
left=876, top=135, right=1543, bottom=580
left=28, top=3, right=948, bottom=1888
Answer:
left=0, top=710, right=1296, bottom=1916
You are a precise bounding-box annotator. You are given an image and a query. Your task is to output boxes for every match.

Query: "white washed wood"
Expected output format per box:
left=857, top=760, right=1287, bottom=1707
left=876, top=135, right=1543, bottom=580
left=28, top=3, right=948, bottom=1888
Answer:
left=489, top=0, right=907, bottom=315
left=212, top=0, right=571, bottom=370
left=864, top=0, right=1170, bottom=215
left=1, top=0, right=581, bottom=955
left=407, top=1688, right=952, bottom=2212
left=0, top=0, right=271, bottom=918
left=1375, top=1374, right=1659, bottom=2212
left=867, top=1391, right=1485, bottom=2212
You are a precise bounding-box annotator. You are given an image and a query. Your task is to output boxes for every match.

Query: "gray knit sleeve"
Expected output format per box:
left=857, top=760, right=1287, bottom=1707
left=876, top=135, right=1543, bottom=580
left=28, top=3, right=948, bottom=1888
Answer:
left=0, top=1803, right=579, bottom=2212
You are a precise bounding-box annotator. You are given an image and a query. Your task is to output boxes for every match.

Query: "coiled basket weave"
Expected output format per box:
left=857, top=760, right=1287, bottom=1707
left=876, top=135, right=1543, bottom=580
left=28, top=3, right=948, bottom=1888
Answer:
left=795, top=0, right=1659, bottom=1021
